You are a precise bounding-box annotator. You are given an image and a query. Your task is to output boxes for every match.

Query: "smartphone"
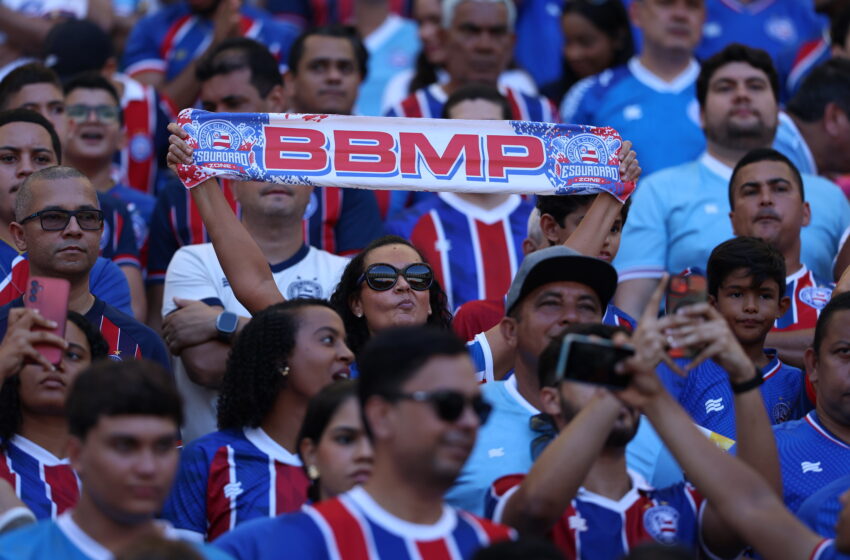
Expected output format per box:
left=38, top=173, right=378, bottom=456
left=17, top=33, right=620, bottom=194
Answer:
left=554, top=334, right=635, bottom=390
left=666, top=272, right=707, bottom=358
left=23, top=276, right=70, bottom=365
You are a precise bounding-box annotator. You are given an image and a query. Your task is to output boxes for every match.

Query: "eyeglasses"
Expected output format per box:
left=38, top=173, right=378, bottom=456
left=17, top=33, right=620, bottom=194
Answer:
left=66, top=104, right=121, bottom=124
left=19, top=209, right=104, bottom=231
left=357, top=263, right=433, bottom=292
left=388, top=390, right=492, bottom=425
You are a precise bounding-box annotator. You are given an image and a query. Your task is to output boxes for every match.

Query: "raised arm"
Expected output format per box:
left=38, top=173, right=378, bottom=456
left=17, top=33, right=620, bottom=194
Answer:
left=167, top=123, right=284, bottom=314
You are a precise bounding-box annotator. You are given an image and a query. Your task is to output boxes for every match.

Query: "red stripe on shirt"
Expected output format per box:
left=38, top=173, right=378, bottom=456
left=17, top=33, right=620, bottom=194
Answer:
left=416, top=539, right=453, bottom=560
left=159, top=15, right=193, bottom=60
left=43, top=464, right=79, bottom=515
left=411, top=213, right=446, bottom=290
left=316, top=498, right=371, bottom=560
left=206, top=446, right=234, bottom=540
left=401, top=95, right=423, bottom=118
left=475, top=220, right=511, bottom=300
left=99, top=317, right=122, bottom=358
left=273, top=462, right=309, bottom=515
left=322, top=188, right=341, bottom=254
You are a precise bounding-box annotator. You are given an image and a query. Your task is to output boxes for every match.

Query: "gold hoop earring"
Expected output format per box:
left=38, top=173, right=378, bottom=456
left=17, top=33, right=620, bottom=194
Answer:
left=307, top=464, right=320, bottom=480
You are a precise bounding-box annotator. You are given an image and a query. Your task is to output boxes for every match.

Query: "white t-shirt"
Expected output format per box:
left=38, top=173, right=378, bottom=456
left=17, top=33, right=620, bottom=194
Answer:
left=162, top=243, right=348, bottom=443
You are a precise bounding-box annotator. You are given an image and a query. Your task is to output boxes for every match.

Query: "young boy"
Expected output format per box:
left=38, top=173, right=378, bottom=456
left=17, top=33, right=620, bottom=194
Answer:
left=660, top=236, right=804, bottom=440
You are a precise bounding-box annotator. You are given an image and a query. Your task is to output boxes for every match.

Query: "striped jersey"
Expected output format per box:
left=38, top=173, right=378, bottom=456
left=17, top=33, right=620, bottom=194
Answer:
left=147, top=180, right=382, bottom=284
left=0, top=296, right=169, bottom=369
left=771, top=411, right=850, bottom=512
left=485, top=472, right=706, bottom=559
left=782, top=32, right=830, bottom=101
left=162, top=427, right=309, bottom=541
left=385, top=83, right=559, bottom=123
left=0, top=436, right=78, bottom=521
left=657, top=352, right=804, bottom=440
left=811, top=539, right=850, bottom=560
left=213, top=486, right=514, bottom=560
left=122, top=3, right=299, bottom=82
left=385, top=193, right=533, bottom=311
left=774, top=265, right=833, bottom=331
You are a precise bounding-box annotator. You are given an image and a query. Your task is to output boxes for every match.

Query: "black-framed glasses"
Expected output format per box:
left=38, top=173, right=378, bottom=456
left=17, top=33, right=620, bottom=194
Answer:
left=66, top=104, right=121, bottom=124
left=388, top=390, right=492, bottom=425
left=19, top=209, right=104, bottom=231
left=357, top=263, right=434, bottom=292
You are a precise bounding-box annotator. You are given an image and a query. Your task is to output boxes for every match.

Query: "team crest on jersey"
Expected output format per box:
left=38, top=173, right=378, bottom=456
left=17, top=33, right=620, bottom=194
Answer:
left=643, top=504, right=680, bottom=545
left=199, top=120, right=243, bottom=151
left=287, top=279, right=324, bottom=299
left=772, top=400, right=792, bottom=424
left=800, top=287, right=832, bottom=310
left=108, top=350, right=123, bottom=362
left=99, top=220, right=110, bottom=251
left=765, top=16, right=796, bottom=44
left=129, top=133, right=152, bottom=162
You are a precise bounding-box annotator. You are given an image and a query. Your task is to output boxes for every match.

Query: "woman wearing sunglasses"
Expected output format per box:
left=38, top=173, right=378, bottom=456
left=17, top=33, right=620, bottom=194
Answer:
left=0, top=310, right=109, bottom=521
left=297, top=380, right=373, bottom=503
left=162, top=299, right=354, bottom=541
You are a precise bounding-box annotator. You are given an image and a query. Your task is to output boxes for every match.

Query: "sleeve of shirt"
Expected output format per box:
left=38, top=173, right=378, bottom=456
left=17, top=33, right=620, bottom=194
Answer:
left=485, top=474, right=524, bottom=522
left=89, top=258, right=133, bottom=316
left=614, top=173, right=669, bottom=280
left=559, top=76, right=597, bottom=125
left=147, top=186, right=182, bottom=285
left=107, top=199, right=142, bottom=269
left=162, top=247, right=221, bottom=318
left=214, top=512, right=327, bottom=560
left=121, top=14, right=167, bottom=77
left=334, top=189, right=384, bottom=255
left=161, top=440, right=212, bottom=539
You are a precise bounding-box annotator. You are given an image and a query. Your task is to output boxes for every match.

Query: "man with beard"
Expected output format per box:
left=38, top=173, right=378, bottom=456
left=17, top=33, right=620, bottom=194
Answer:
left=214, top=327, right=514, bottom=560
left=615, top=43, right=849, bottom=318
left=486, top=309, right=782, bottom=559
left=122, top=0, right=299, bottom=111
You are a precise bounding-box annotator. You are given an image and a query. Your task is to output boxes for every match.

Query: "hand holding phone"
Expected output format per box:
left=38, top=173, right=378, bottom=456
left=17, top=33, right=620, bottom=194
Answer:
left=666, top=272, right=707, bottom=359
left=555, top=334, right=635, bottom=391
left=23, top=277, right=70, bottom=366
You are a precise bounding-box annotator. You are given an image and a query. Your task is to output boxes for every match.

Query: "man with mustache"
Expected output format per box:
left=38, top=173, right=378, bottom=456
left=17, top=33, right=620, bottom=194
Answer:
left=615, top=44, right=850, bottom=343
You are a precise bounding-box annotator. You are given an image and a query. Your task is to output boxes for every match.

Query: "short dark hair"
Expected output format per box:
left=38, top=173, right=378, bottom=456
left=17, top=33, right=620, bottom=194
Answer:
left=0, top=311, right=108, bottom=446
left=287, top=25, right=368, bottom=80
left=67, top=360, right=183, bottom=440
left=63, top=72, right=124, bottom=125
left=537, top=323, right=628, bottom=387
left=0, top=108, right=62, bottom=163
left=196, top=38, right=283, bottom=98
left=15, top=166, right=90, bottom=222
left=442, top=84, right=512, bottom=119
left=812, top=291, right=850, bottom=356
left=0, top=63, right=62, bottom=110
left=728, top=148, right=804, bottom=209
left=831, top=5, right=850, bottom=50
left=535, top=194, right=631, bottom=232
left=696, top=43, right=779, bottom=109
left=217, top=299, right=337, bottom=430
left=296, top=379, right=358, bottom=501
left=357, top=326, right=467, bottom=433
left=787, top=58, right=850, bottom=122
left=706, top=237, right=785, bottom=299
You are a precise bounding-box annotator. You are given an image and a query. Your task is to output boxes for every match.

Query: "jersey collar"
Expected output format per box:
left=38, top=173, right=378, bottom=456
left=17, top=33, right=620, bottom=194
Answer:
left=243, top=427, right=302, bottom=465
left=341, top=486, right=458, bottom=540
left=627, top=57, right=700, bottom=94
left=699, top=152, right=733, bottom=181
left=805, top=411, right=850, bottom=449
left=503, top=376, right=540, bottom=415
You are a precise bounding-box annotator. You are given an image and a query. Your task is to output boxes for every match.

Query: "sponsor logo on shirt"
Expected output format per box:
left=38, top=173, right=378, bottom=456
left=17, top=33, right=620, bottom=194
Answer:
left=224, top=481, right=244, bottom=499
left=568, top=513, right=587, bottom=532
left=488, top=448, right=505, bottom=458
left=704, top=397, right=724, bottom=413
left=801, top=461, right=823, bottom=474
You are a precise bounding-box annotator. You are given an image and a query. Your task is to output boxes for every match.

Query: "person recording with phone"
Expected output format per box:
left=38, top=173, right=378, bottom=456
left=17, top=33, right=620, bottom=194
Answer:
left=0, top=308, right=109, bottom=521
left=486, top=279, right=782, bottom=559
left=658, top=236, right=805, bottom=442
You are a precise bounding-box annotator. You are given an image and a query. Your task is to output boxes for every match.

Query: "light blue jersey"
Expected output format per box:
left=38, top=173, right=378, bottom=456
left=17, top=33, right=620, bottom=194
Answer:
left=355, top=15, right=419, bottom=116
left=445, top=377, right=684, bottom=514
left=0, top=513, right=231, bottom=560
left=616, top=153, right=850, bottom=281
left=774, top=111, right=817, bottom=175
left=560, top=58, right=705, bottom=177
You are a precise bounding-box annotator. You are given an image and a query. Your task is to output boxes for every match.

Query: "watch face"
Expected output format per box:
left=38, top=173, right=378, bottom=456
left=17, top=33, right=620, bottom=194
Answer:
left=218, top=312, right=239, bottom=333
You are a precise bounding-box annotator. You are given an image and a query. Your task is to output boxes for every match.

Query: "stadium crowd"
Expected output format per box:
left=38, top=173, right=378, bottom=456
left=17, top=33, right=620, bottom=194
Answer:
left=0, top=0, right=849, bottom=558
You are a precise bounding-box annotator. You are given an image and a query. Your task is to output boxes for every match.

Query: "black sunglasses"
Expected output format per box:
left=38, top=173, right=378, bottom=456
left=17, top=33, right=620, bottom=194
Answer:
left=357, top=263, right=434, bottom=292
left=19, top=209, right=104, bottom=231
left=389, top=390, right=492, bottom=425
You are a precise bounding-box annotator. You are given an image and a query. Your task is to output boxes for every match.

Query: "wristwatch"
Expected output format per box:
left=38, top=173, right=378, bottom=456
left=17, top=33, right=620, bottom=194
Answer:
left=215, top=311, right=239, bottom=343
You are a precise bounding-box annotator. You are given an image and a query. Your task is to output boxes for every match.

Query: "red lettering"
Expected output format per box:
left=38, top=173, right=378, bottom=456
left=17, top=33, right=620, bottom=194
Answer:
left=263, top=126, right=328, bottom=172
left=486, top=136, right=545, bottom=179
left=399, top=133, right=482, bottom=178
left=334, top=130, right=396, bottom=174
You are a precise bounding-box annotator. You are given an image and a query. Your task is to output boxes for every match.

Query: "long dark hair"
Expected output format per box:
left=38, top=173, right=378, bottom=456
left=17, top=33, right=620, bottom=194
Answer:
left=0, top=311, right=109, bottom=447
left=296, top=379, right=358, bottom=502
left=216, top=299, right=339, bottom=430
left=329, top=235, right=452, bottom=357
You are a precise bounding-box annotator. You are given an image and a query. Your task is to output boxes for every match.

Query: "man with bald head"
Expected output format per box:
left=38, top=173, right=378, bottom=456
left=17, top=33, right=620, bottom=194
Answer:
left=0, top=166, right=168, bottom=368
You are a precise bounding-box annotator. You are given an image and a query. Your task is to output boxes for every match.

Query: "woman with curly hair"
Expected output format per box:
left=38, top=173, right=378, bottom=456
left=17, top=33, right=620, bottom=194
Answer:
left=297, top=380, right=372, bottom=503
left=162, top=299, right=354, bottom=542
left=0, top=309, right=109, bottom=521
